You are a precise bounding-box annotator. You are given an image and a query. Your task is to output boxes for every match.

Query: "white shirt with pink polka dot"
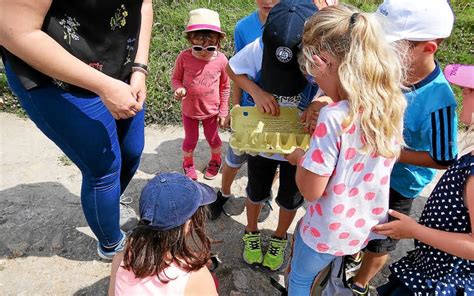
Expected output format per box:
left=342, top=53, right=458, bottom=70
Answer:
left=299, top=100, right=398, bottom=256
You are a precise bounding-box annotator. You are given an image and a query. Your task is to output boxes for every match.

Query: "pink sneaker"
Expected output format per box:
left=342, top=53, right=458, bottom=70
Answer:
left=204, top=159, right=221, bottom=180
left=183, top=163, right=198, bottom=180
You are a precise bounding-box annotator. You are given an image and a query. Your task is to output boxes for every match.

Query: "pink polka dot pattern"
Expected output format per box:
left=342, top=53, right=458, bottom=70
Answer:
left=346, top=208, right=356, bottom=218
left=310, top=227, right=321, bottom=238
left=349, top=240, right=360, bottom=246
left=345, top=148, right=356, bottom=160
left=315, top=203, right=323, bottom=216
left=365, top=192, right=376, bottom=200
left=298, top=100, right=397, bottom=256
left=348, top=187, right=359, bottom=197
left=339, top=232, right=350, bottom=239
left=353, top=163, right=364, bottom=172
left=363, top=173, right=374, bottom=182
left=372, top=207, right=384, bottom=215
left=311, top=149, right=324, bottom=164
left=333, top=204, right=345, bottom=214
left=333, top=183, right=346, bottom=195
left=315, top=123, right=328, bottom=138
left=355, top=218, right=366, bottom=228
left=316, top=243, right=330, bottom=252
left=329, top=223, right=341, bottom=231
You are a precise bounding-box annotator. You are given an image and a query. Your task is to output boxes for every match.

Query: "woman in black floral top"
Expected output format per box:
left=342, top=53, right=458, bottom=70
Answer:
left=375, top=64, right=474, bottom=295
left=0, top=0, right=153, bottom=259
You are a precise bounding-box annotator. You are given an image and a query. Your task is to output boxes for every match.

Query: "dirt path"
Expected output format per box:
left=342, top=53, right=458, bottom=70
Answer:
left=1, top=112, right=465, bottom=295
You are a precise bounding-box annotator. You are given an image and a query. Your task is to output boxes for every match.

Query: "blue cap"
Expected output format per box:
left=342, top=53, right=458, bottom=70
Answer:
left=139, top=172, right=217, bottom=230
left=261, top=0, right=318, bottom=97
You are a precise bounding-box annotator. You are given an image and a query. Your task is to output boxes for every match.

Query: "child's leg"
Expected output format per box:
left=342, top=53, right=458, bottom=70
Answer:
left=182, top=114, right=200, bottom=153
left=288, top=228, right=335, bottom=295
left=242, top=155, right=278, bottom=265
left=182, top=114, right=199, bottom=179
left=245, top=198, right=263, bottom=232
left=263, top=160, right=303, bottom=271
left=222, top=147, right=248, bottom=195
left=246, top=155, right=278, bottom=231
left=202, top=116, right=222, bottom=179
left=273, top=160, right=304, bottom=238
left=202, top=115, right=222, bottom=155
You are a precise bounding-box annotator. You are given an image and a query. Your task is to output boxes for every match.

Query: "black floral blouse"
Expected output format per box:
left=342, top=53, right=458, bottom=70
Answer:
left=391, top=153, right=474, bottom=295
left=1, top=0, right=143, bottom=94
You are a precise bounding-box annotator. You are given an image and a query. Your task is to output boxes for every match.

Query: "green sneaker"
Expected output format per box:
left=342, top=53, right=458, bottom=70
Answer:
left=263, top=236, right=288, bottom=271
left=242, top=232, right=263, bottom=265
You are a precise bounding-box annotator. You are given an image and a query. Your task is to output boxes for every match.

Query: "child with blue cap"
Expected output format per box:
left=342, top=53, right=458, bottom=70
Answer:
left=226, top=0, right=321, bottom=272
left=108, top=172, right=218, bottom=296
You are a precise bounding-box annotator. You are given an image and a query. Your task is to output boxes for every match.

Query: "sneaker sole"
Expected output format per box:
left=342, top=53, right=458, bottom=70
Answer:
left=262, top=262, right=283, bottom=271
left=243, top=255, right=263, bottom=266
left=203, top=174, right=218, bottom=180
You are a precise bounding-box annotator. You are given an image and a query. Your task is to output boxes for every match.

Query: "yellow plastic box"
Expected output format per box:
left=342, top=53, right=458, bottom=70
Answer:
left=229, top=106, right=310, bottom=155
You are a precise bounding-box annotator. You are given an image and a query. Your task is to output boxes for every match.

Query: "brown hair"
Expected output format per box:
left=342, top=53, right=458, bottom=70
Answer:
left=121, top=206, right=211, bottom=282
left=186, top=30, right=224, bottom=45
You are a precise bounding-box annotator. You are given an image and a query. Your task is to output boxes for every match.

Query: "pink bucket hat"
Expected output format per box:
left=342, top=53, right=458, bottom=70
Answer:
left=184, top=8, right=225, bottom=35
left=444, top=64, right=474, bottom=89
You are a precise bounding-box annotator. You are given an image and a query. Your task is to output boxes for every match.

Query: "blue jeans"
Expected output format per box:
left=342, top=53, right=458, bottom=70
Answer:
left=5, top=64, right=144, bottom=248
left=288, top=229, right=336, bottom=295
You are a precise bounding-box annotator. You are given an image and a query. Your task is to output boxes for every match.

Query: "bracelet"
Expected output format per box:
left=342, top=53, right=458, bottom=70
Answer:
left=132, top=66, right=149, bottom=76
left=132, top=63, right=149, bottom=75
left=133, top=63, right=148, bottom=71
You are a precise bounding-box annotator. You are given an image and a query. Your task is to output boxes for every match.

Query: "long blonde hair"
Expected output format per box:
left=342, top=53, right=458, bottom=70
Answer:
left=300, top=5, right=407, bottom=158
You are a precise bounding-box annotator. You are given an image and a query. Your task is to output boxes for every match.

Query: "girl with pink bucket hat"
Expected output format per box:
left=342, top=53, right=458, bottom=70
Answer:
left=171, top=8, right=230, bottom=180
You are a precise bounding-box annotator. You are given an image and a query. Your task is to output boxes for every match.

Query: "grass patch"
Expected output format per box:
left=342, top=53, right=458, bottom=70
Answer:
left=1, top=0, right=472, bottom=126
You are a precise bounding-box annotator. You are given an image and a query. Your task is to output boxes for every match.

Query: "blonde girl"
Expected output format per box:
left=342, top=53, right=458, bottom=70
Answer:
left=285, top=4, right=406, bottom=295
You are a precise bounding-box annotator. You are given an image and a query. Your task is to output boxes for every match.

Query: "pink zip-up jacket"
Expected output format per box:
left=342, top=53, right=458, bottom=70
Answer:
left=171, top=49, right=230, bottom=120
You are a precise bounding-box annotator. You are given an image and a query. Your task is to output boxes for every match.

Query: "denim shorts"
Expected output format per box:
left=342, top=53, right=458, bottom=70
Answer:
left=225, top=145, right=248, bottom=168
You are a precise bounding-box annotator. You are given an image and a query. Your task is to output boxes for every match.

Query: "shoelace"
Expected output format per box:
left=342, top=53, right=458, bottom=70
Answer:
left=245, top=235, right=261, bottom=250
left=268, top=239, right=285, bottom=256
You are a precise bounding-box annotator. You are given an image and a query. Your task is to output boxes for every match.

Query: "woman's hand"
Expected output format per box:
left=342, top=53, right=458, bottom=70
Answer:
left=99, top=77, right=142, bottom=120
left=373, top=210, right=420, bottom=240
left=129, top=71, right=147, bottom=109
left=174, top=87, right=187, bottom=99
left=285, top=148, right=306, bottom=166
